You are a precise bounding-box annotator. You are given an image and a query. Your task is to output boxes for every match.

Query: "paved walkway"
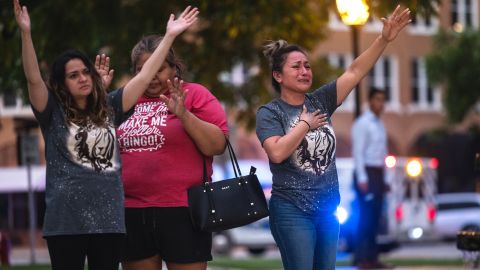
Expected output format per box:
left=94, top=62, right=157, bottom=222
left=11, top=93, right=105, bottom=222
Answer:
left=10, top=247, right=50, bottom=265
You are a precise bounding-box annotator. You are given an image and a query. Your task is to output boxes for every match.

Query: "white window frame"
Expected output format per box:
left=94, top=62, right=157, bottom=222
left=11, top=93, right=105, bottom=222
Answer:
left=361, top=11, right=440, bottom=36
left=408, top=58, right=442, bottom=112
left=368, top=56, right=401, bottom=113
left=329, top=8, right=442, bottom=36
left=451, top=0, right=479, bottom=29
left=326, top=55, right=400, bottom=113
left=408, top=13, right=440, bottom=35
left=0, top=95, right=33, bottom=117
left=327, top=54, right=354, bottom=112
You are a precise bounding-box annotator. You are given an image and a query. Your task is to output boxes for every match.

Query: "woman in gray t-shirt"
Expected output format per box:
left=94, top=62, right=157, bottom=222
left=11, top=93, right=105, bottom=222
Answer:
left=13, top=0, right=198, bottom=269
left=256, top=6, right=411, bottom=270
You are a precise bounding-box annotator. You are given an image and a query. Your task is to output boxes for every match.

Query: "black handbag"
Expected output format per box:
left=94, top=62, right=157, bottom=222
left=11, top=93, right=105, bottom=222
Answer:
left=187, top=139, right=269, bottom=232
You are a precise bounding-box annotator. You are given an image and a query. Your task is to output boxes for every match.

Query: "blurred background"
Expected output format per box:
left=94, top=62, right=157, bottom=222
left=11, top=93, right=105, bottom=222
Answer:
left=0, top=0, right=480, bottom=267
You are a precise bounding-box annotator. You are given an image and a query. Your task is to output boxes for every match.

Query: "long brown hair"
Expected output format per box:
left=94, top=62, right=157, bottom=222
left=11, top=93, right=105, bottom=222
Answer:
left=48, top=49, right=111, bottom=127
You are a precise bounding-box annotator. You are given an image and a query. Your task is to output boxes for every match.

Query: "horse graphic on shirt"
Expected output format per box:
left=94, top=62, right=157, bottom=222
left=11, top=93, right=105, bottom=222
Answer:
left=73, top=123, right=116, bottom=172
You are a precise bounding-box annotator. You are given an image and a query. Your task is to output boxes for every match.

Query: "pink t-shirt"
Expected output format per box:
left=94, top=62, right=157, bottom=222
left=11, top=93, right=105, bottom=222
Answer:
left=117, top=82, right=229, bottom=207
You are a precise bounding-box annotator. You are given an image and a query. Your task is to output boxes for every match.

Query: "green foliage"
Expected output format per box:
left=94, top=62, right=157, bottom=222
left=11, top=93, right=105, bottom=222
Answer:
left=1, top=0, right=439, bottom=127
left=426, top=29, right=480, bottom=123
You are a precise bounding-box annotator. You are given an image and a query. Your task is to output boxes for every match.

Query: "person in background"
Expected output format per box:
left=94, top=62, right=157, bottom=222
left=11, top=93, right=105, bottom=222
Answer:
left=117, top=36, right=228, bottom=270
left=14, top=0, right=198, bottom=268
left=352, top=88, right=391, bottom=269
left=255, top=6, right=410, bottom=270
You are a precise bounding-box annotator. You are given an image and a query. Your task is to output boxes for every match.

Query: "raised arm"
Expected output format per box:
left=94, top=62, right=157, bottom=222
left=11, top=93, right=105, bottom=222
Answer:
left=13, top=0, right=48, bottom=112
left=121, top=6, right=199, bottom=112
left=336, top=5, right=411, bottom=105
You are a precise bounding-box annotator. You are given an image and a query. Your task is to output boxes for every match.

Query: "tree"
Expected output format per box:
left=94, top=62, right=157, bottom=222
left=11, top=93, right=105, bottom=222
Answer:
left=426, top=29, right=480, bottom=123
left=1, top=0, right=439, bottom=128
left=421, top=26, right=480, bottom=193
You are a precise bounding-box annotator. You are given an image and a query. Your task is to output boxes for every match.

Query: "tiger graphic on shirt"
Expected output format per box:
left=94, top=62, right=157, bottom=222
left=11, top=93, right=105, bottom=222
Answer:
left=291, top=118, right=336, bottom=175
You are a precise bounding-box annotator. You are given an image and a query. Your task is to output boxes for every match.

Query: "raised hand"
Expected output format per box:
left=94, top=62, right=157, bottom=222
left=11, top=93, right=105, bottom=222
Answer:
left=160, top=77, right=188, bottom=117
left=95, top=54, right=114, bottom=90
left=13, top=0, right=30, bottom=32
left=381, top=5, right=411, bottom=42
left=299, top=106, right=328, bottom=131
left=166, top=6, right=199, bottom=37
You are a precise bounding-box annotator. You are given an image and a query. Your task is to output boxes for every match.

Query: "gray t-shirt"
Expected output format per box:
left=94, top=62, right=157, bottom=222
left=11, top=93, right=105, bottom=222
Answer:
left=256, top=80, right=340, bottom=214
left=33, top=89, right=130, bottom=236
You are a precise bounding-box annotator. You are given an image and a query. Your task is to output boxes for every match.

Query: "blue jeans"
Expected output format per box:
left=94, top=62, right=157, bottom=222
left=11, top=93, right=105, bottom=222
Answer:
left=269, top=195, right=339, bottom=270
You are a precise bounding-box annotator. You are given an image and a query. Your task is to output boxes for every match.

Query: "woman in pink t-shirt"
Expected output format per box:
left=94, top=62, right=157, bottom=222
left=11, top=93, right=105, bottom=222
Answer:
left=116, top=34, right=229, bottom=270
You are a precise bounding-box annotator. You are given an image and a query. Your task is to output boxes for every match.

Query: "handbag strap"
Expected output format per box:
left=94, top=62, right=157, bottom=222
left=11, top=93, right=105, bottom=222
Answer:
left=227, top=139, right=242, bottom=178
left=202, top=156, right=209, bottom=184
left=200, top=138, right=241, bottom=181
left=225, top=138, right=260, bottom=210
left=200, top=138, right=243, bottom=183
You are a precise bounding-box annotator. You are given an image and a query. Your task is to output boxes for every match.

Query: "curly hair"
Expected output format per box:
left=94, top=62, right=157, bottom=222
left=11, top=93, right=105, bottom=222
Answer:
left=263, top=40, right=308, bottom=93
left=48, top=49, right=111, bottom=127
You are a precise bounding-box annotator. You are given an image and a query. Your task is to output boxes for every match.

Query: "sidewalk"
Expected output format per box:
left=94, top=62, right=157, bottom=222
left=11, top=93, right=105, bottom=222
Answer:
left=10, top=247, right=50, bottom=265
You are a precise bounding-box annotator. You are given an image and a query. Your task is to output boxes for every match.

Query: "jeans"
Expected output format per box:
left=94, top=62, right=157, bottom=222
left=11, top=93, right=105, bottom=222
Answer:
left=269, top=195, right=339, bottom=270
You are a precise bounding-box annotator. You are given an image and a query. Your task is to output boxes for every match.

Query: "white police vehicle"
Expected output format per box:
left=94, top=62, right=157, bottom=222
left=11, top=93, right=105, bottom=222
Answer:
left=336, top=156, right=439, bottom=252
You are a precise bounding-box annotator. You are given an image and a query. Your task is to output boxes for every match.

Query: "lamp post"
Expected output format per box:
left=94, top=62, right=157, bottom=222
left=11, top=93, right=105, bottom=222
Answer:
left=15, top=118, right=39, bottom=265
left=336, top=0, right=370, bottom=118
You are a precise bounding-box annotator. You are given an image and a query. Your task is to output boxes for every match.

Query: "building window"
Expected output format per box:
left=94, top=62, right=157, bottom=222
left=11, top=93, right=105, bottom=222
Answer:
left=368, top=56, right=396, bottom=103
left=408, top=12, right=439, bottom=35
left=410, top=58, right=441, bottom=111
left=327, top=54, right=354, bottom=111
left=451, top=0, right=479, bottom=29
left=0, top=95, right=35, bottom=118
left=3, top=93, right=17, bottom=107
left=328, top=55, right=400, bottom=112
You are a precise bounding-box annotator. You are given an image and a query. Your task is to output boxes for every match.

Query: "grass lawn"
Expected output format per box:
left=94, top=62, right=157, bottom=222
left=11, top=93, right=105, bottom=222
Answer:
left=3, top=258, right=465, bottom=270
left=208, top=257, right=465, bottom=269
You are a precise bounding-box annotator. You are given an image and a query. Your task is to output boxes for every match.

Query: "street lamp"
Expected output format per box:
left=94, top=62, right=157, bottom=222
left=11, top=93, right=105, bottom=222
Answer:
left=336, top=0, right=370, bottom=118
